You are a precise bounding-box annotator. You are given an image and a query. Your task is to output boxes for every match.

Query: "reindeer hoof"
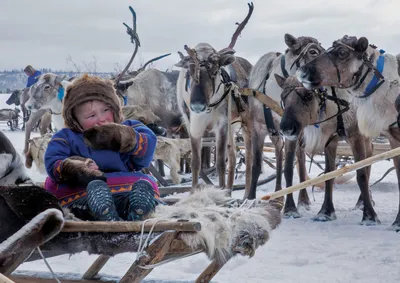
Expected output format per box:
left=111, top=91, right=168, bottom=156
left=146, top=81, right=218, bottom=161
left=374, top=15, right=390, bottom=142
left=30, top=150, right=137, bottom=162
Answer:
left=283, top=210, right=302, bottom=219
left=388, top=223, right=400, bottom=232
left=312, top=213, right=337, bottom=222
left=360, top=219, right=380, bottom=226
left=297, top=202, right=311, bottom=211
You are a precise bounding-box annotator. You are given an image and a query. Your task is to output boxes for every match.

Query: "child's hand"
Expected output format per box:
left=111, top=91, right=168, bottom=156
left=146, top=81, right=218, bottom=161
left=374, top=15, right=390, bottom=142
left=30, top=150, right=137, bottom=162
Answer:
left=86, top=159, right=99, bottom=170
left=83, top=123, right=137, bottom=153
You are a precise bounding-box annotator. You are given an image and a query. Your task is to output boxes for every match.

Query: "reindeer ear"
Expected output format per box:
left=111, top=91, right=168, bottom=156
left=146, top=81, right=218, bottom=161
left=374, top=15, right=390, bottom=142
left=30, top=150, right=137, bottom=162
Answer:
left=43, top=74, right=51, bottom=82
left=175, top=51, right=190, bottom=68
left=355, top=37, right=369, bottom=53
left=274, top=74, right=287, bottom=89
left=218, top=48, right=236, bottom=66
left=284, top=33, right=298, bottom=50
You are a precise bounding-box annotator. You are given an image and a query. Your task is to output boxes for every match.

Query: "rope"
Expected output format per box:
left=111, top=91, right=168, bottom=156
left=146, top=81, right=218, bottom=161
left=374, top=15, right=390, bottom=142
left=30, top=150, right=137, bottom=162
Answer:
left=37, top=247, right=62, bottom=283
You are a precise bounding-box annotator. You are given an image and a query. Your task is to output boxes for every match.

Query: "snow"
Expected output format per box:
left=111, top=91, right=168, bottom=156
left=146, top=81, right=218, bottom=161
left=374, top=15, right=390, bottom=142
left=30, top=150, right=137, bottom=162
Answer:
left=1, top=96, right=400, bottom=282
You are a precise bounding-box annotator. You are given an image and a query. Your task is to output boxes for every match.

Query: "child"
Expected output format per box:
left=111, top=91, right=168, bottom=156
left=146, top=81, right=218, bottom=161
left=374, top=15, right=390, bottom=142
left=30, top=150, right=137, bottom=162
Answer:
left=44, top=74, right=160, bottom=221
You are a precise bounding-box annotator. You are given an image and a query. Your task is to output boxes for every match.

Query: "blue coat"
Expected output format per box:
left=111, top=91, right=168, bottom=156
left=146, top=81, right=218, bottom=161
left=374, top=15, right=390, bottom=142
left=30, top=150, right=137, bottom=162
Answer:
left=26, top=70, right=42, bottom=87
left=44, top=120, right=159, bottom=206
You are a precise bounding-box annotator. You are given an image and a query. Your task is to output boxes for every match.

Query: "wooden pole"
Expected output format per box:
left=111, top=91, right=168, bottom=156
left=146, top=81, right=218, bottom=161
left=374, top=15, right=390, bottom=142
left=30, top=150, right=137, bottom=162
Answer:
left=239, top=88, right=284, bottom=116
left=262, top=145, right=400, bottom=201
left=61, top=220, right=201, bottom=233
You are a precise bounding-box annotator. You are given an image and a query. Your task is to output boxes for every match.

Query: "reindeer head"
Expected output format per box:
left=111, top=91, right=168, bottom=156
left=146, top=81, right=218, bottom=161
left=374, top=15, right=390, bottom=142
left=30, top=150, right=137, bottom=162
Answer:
left=6, top=90, right=22, bottom=106
left=25, top=73, right=66, bottom=111
left=175, top=3, right=254, bottom=114
left=276, top=75, right=320, bottom=140
left=283, top=34, right=325, bottom=70
left=175, top=43, right=236, bottom=113
left=297, top=35, right=370, bottom=89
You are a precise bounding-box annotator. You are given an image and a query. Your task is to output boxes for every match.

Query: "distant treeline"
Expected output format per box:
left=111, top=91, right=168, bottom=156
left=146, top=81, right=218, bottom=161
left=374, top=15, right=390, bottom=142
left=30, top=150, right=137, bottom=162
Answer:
left=0, top=69, right=114, bottom=93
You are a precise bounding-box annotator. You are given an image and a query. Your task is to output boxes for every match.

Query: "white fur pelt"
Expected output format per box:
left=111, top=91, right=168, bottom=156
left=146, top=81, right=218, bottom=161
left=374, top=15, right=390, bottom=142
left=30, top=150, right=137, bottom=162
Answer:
left=154, top=186, right=281, bottom=263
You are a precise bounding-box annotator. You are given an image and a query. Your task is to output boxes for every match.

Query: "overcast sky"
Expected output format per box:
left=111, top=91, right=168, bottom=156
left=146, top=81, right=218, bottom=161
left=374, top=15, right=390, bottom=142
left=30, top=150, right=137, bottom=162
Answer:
left=1, top=0, right=399, bottom=73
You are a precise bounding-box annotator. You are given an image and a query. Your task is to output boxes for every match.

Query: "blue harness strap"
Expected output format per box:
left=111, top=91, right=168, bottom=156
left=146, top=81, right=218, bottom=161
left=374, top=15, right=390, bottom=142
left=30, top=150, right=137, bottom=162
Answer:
left=362, top=49, right=385, bottom=98
left=123, top=96, right=128, bottom=106
left=57, top=86, right=65, bottom=101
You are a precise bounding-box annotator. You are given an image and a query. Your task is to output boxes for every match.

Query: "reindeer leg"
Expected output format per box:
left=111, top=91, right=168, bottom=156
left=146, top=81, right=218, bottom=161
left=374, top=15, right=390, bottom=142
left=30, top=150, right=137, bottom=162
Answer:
left=243, top=120, right=253, bottom=199
left=216, top=127, right=227, bottom=189
left=169, top=153, right=182, bottom=185
left=353, top=137, right=375, bottom=209
left=190, top=136, right=202, bottom=190
left=271, top=135, right=284, bottom=192
left=313, top=139, right=338, bottom=221
left=387, top=128, right=400, bottom=231
left=283, top=139, right=301, bottom=218
left=23, top=110, right=46, bottom=154
left=296, top=143, right=311, bottom=210
left=347, top=135, right=380, bottom=224
left=246, top=128, right=266, bottom=200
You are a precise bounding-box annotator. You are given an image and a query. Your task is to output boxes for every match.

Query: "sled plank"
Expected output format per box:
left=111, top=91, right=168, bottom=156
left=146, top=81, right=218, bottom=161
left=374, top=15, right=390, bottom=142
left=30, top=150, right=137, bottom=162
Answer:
left=0, top=273, right=15, bottom=283
left=61, top=220, right=201, bottom=233
left=119, top=231, right=177, bottom=283
left=82, top=255, right=111, bottom=280
left=195, top=257, right=231, bottom=283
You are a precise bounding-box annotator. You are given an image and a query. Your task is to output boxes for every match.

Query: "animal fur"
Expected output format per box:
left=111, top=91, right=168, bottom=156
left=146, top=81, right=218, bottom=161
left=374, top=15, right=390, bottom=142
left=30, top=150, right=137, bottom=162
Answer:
left=154, top=186, right=281, bottom=263
left=122, top=105, right=161, bottom=125
left=155, top=137, right=191, bottom=184
left=0, top=186, right=64, bottom=274
left=59, top=156, right=106, bottom=187
left=83, top=123, right=137, bottom=153
left=0, top=131, right=31, bottom=186
left=25, top=133, right=52, bottom=174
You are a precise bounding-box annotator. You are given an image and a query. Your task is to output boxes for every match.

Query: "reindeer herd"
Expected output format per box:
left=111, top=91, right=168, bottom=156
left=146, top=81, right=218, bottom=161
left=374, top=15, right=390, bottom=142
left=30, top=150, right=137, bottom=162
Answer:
left=4, top=2, right=400, bottom=231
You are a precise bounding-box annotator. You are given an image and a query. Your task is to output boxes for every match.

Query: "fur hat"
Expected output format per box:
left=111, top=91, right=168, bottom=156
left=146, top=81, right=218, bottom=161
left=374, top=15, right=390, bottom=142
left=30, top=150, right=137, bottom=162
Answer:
left=62, top=74, right=123, bottom=133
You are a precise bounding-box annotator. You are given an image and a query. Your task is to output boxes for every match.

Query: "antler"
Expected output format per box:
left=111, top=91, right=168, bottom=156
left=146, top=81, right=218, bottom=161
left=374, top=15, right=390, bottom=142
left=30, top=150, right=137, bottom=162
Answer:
left=184, top=44, right=200, bottom=83
left=136, top=53, right=172, bottom=73
left=226, top=2, right=254, bottom=50
left=115, top=6, right=141, bottom=83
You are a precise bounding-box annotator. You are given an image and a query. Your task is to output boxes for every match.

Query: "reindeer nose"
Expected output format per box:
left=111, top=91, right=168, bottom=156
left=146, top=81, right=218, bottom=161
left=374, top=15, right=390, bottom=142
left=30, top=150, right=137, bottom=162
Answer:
left=298, top=66, right=310, bottom=79
left=280, top=119, right=300, bottom=139
left=190, top=102, right=207, bottom=113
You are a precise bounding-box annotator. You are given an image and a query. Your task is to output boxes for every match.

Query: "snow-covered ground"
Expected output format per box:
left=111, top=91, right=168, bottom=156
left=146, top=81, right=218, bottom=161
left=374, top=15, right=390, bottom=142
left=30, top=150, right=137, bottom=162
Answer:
left=1, top=95, right=400, bottom=283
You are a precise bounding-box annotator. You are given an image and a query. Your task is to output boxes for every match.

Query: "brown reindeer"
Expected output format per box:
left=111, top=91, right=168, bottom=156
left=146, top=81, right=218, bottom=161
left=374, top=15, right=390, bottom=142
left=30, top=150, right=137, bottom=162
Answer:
left=297, top=35, right=400, bottom=230
left=248, top=34, right=326, bottom=201
left=175, top=3, right=254, bottom=194
left=275, top=75, right=378, bottom=224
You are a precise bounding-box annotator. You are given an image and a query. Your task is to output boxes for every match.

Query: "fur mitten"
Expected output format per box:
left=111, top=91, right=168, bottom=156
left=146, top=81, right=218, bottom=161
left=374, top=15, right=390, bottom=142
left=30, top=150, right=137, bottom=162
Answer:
left=60, top=156, right=106, bottom=187
left=83, top=123, right=137, bottom=153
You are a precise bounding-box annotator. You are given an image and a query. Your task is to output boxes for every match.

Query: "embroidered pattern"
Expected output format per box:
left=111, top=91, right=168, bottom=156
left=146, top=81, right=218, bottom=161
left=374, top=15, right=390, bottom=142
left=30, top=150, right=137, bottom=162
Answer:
left=53, top=160, right=63, bottom=181
left=132, top=133, right=148, bottom=157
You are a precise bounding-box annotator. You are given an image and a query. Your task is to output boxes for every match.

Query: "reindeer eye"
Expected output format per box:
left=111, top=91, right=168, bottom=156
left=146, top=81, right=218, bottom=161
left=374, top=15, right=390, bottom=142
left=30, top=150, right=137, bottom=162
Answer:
left=44, top=85, right=51, bottom=90
left=302, top=91, right=313, bottom=102
left=309, top=49, right=319, bottom=56
left=338, top=49, right=349, bottom=59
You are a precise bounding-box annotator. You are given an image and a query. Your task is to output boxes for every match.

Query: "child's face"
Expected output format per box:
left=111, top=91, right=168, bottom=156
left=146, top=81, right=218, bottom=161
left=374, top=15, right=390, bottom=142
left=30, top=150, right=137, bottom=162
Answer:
left=74, top=100, right=115, bottom=130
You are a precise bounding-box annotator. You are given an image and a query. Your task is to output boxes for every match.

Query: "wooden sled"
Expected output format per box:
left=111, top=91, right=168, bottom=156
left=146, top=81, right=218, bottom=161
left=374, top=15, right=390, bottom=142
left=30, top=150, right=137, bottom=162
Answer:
left=7, top=220, right=233, bottom=283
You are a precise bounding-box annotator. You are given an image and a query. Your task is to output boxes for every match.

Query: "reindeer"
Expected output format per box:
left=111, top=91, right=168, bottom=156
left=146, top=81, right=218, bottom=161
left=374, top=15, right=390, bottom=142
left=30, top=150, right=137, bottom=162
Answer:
left=175, top=3, right=255, bottom=193
left=6, top=88, right=30, bottom=130
left=296, top=35, right=400, bottom=230
left=248, top=34, right=326, bottom=203
left=275, top=75, right=378, bottom=223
